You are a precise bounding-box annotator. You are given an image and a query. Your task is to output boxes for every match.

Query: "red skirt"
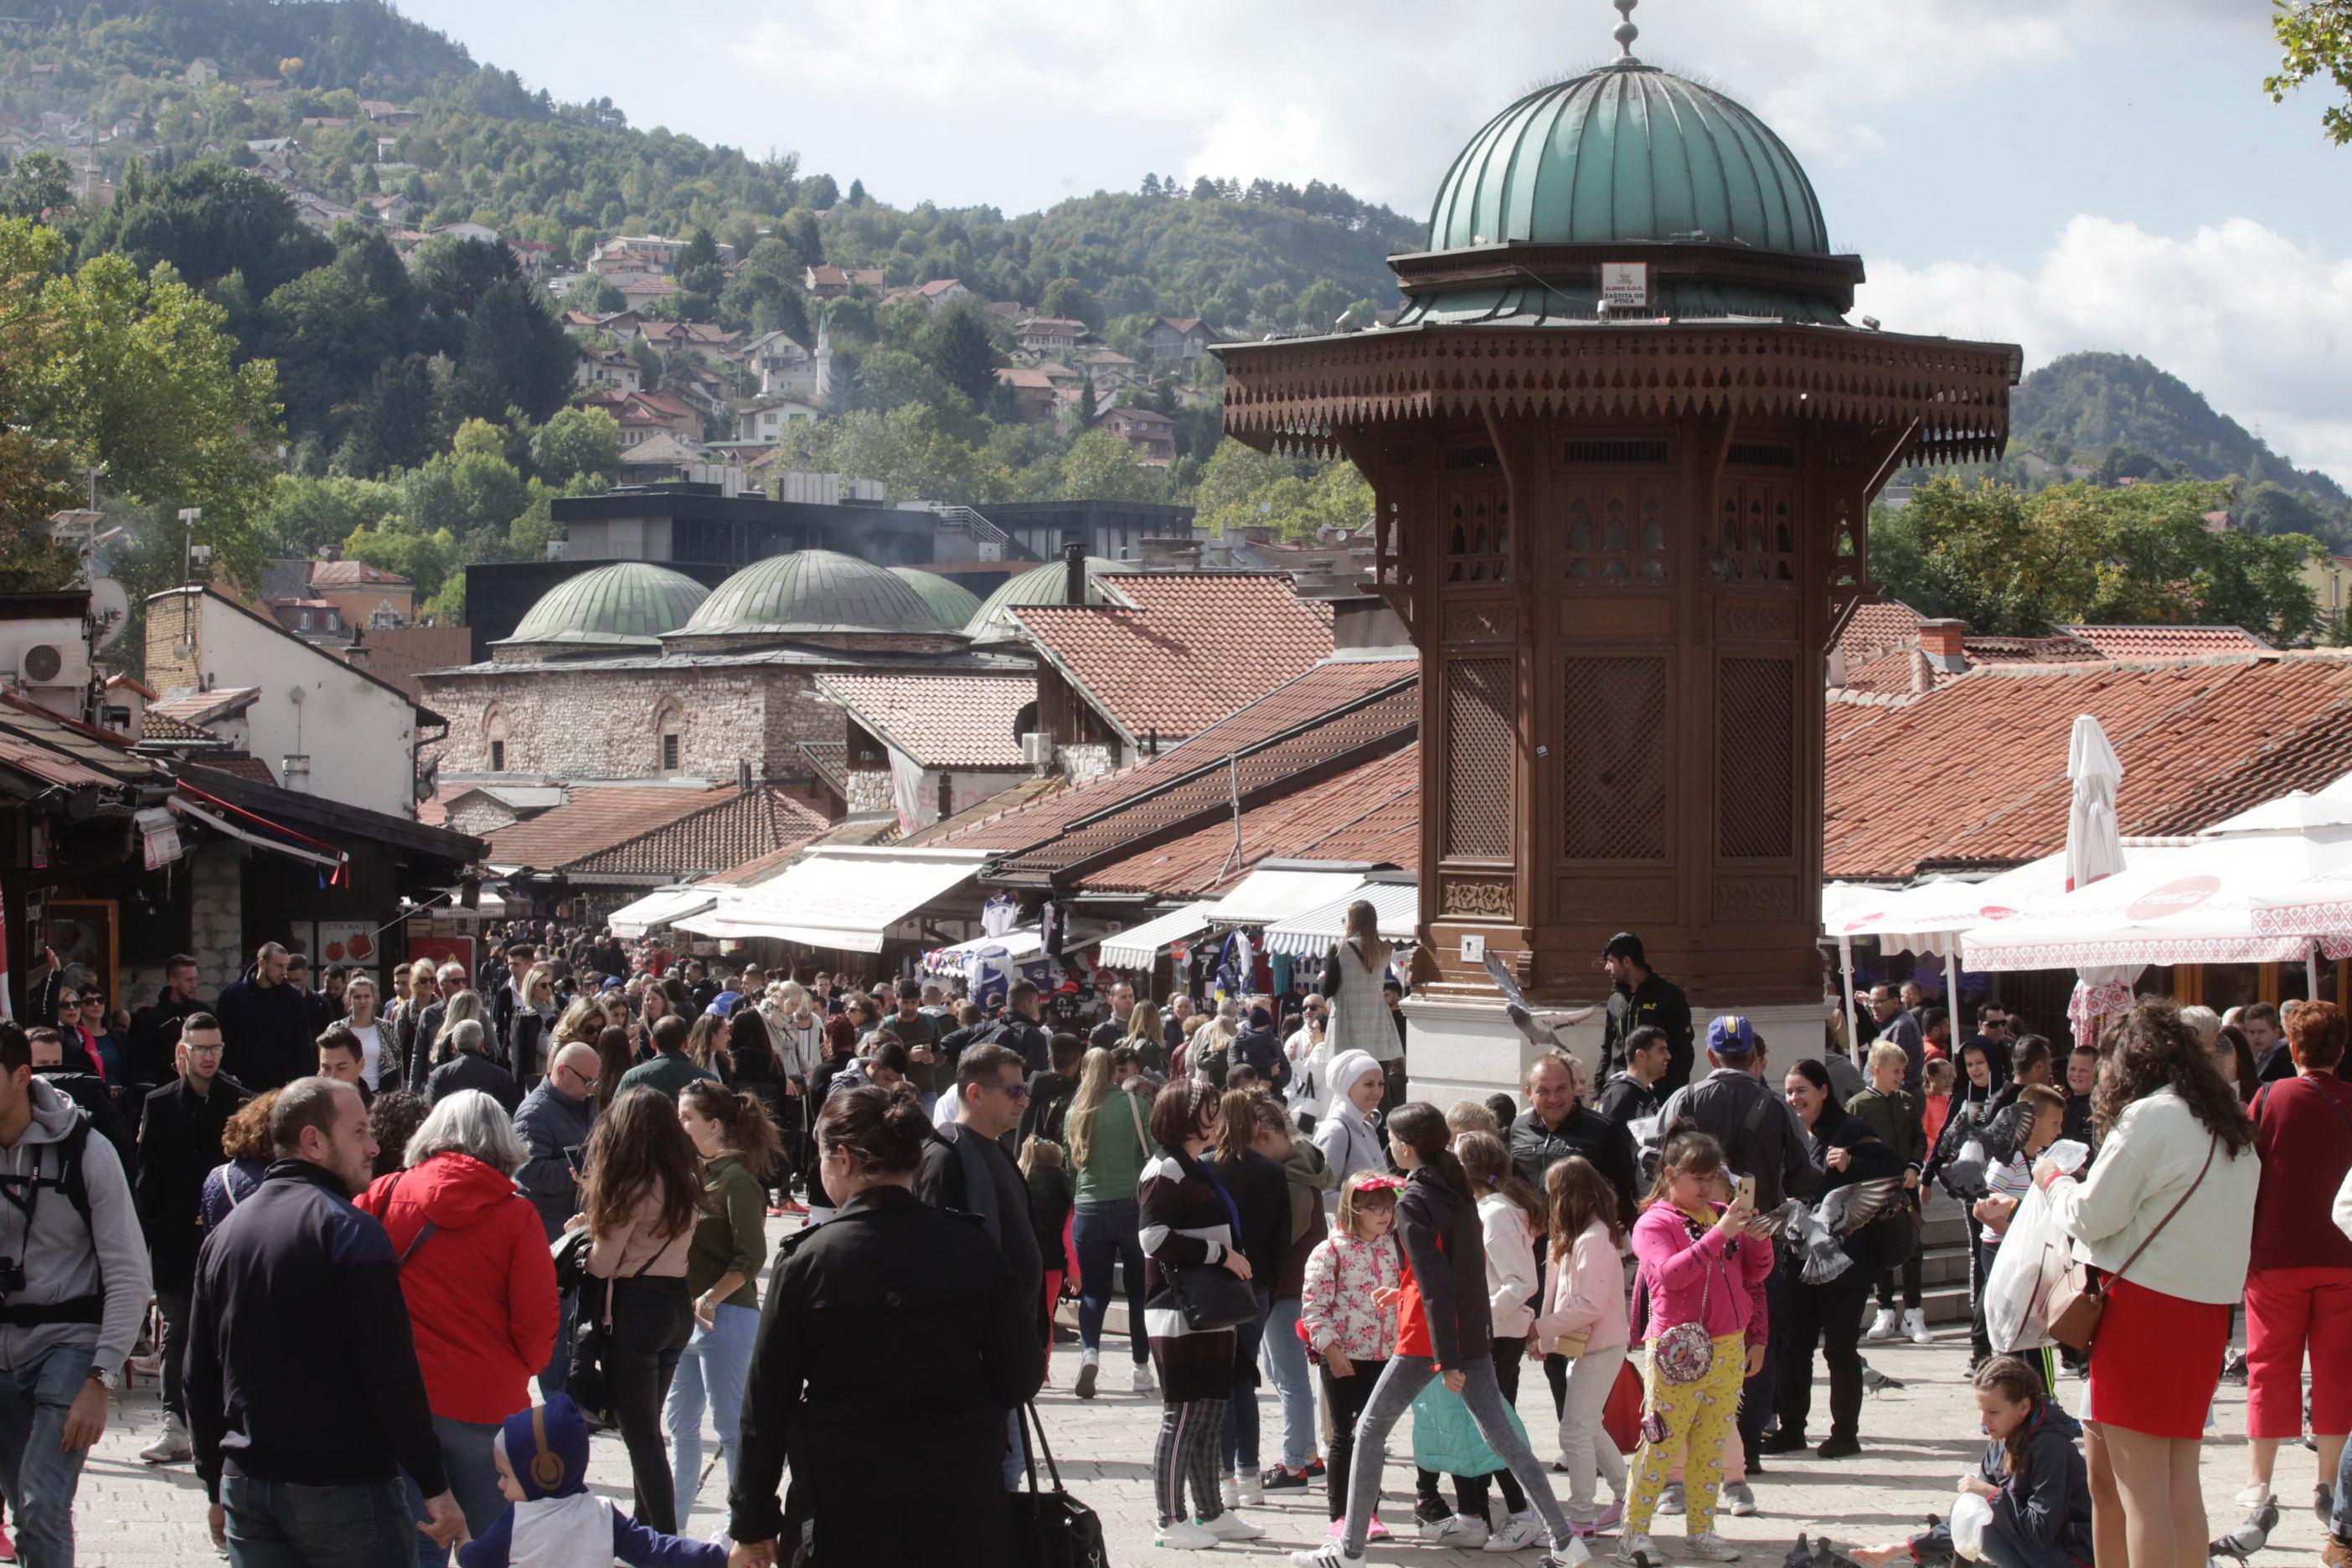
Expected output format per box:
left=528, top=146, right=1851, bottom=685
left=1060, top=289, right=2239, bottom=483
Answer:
left=2086, top=1276, right=2231, bottom=1438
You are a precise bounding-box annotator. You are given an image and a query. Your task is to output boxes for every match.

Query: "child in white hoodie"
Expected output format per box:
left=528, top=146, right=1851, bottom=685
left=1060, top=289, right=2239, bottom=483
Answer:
left=1531, top=1154, right=1631, bottom=1536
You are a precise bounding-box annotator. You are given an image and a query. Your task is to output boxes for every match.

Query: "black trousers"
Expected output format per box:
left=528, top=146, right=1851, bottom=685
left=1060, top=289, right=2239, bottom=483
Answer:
left=596, top=1275, right=694, bottom=1534
left=1965, top=1211, right=1993, bottom=1364
left=1321, top=1359, right=1384, bottom=1522
left=1774, top=1266, right=1873, bottom=1444
left=1875, top=1252, right=1924, bottom=1311
left=157, top=1289, right=192, bottom=1423
left=1740, top=1253, right=1791, bottom=1461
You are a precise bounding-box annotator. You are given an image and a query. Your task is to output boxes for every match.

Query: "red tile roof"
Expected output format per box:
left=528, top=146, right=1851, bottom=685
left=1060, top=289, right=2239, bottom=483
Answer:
left=565, top=786, right=832, bottom=880
left=1012, top=574, right=1333, bottom=744
left=1083, top=744, right=1421, bottom=896
left=483, top=785, right=729, bottom=870
left=2061, top=624, right=2272, bottom=659
left=1825, top=651, right=2352, bottom=879
left=1836, top=601, right=1925, bottom=666
left=188, top=756, right=278, bottom=787
left=308, top=560, right=410, bottom=587
left=928, top=657, right=1418, bottom=861
left=813, top=673, right=1034, bottom=768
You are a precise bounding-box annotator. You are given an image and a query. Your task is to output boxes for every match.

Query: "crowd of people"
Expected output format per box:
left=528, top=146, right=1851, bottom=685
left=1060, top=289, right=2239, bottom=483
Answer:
left=0, top=910, right=2343, bottom=1568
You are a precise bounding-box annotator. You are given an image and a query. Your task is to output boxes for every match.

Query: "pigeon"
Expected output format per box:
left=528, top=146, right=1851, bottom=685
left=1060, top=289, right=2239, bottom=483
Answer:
left=1859, top=1359, right=1905, bottom=1393
left=2209, top=1492, right=2279, bottom=1560
left=1482, top=950, right=1596, bottom=1050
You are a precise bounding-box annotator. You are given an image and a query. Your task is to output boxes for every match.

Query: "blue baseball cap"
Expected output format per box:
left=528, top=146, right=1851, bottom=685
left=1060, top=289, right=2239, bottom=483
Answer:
left=707, top=990, right=742, bottom=1017
left=1706, top=1014, right=1756, bottom=1056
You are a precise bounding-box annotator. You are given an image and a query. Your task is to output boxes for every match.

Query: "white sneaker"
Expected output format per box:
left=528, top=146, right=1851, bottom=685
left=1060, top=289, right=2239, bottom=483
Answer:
left=1483, top=1511, right=1545, bottom=1552
left=2234, top=1483, right=2274, bottom=1510
left=1158, top=1519, right=1220, bottom=1550
left=1291, top=1545, right=1368, bottom=1568
left=1130, top=1359, right=1156, bottom=1395
left=1220, top=1475, right=1241, bottom=1512
left=1542, top=1544, right=1594, bottom=1568
left=1903, top=1307, right=1933, bottom=1344
left=138, top=1416, right=192, bottom=1465
left=1684, top=1531, right=1742, bottom=1561
left=1657, top=1483, right=1684, bottom=1515
left=1421, top=1513, right=1477, bottom=1542
left=1457, top=1518, right=1492, bottom=1549
left=1865, top=1307, right=1900, bottom=1341
left=1237, top=1470, right=1266, bottom=1507
left=1720, top=1481, right=1758, bottom=1516
left=1614, top=1532, right=1658, bottom=1563
left=1201, top=1510, right=1265, bottom=1541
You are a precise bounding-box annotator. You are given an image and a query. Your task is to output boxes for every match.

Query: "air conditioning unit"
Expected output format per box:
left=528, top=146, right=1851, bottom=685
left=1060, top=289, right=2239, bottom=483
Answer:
left=1019, top=731, right=1053, bottom=767
left=16, top=641, right=87, bottom=691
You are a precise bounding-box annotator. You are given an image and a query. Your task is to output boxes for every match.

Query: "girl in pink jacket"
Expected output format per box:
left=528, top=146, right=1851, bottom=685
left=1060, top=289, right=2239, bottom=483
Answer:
left=1532, top=1154, right=1630, bottom=1534
left=1618, top=1132, right=1772, bottom=1563
left=1299, top=1172, right=1404, bottom=1540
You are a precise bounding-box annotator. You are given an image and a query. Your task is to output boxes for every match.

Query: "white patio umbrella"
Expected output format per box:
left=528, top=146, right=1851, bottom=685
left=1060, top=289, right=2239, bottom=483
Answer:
left=2063, top=714, right=2137, bottom=1049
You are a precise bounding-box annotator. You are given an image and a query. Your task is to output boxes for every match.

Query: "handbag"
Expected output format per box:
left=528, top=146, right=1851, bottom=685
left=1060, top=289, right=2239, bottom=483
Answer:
left=1601, top=1356, right=1644, bottom=1453
left=1169, top=1263, right=1259, bottom=1331
left=1011, top=1401, right=1110, bottom=1568
left=1650, top=1223, right=1717, bottom=1385
left=2044, top=1134, right=2215, bottom=1353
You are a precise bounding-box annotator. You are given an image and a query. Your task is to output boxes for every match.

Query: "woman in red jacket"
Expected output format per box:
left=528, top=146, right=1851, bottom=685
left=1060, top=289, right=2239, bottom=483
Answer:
left=357, top=1087, right=560, bottom=1566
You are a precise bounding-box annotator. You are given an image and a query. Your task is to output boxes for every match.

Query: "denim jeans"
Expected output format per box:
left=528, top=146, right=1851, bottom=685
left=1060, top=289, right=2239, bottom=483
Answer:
left=665, top=1301, right=759, bottom=1524
left=1072, top=1199, right=1149, bottom=1364
left=539, top=1288, right=575, bottom=1400
left=1261, top=1297, right=1315, bottom=1470
left=0, top=1340, right=99, bottom=1565
left=2335, top=1436, right=2352, bottom=1540
left=222, top=1474, right=413, bottom=1568
left=1220, top=1287, right=1272, bottom=1473
left=401, top=1414, right=503, bottom=1568
left=1338, top=1354, right=1571, bottom=1558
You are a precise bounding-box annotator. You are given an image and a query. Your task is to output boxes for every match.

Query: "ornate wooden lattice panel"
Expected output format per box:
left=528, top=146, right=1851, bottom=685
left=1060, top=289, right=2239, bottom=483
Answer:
left=1442, top=477, right=1511, bottom=585
left=1716, top=478, right=1798, bottom=583
left=1715, top=656, right=1796, bottom=859
left=1562, top=482, right=1669, bottom=584
left=1559, top=656, right=1669, bottom=860
left=1442, top=658, right=1515, bottom=860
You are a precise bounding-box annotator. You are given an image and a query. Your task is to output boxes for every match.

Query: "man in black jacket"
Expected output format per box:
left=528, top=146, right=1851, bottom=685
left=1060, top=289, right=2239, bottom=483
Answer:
left=133, top=1014, right=249, bottom=1464
left=424, top=1018, right=522, bottom=1114
left=126, top=953, right=210, bottom=1090
left=1600, top=931, right=1695, bottom=1093
left=185, top=1077, right=462, bottom=1558
left=26, top=1026, right=134, bottom=1170
left=986, top=980, right=1051, bottom=1075
left=214, top=944, right=316, bottom=1091
left=1592, top=1024, right=1671, bottom=1132
left=1509, top=1054, right=1638, bottom=1227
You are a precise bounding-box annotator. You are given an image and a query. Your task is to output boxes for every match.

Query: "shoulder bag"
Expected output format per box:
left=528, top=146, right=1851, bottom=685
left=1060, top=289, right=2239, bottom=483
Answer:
left=1011, top=1401, right=1109, bottom=1568
left=2044, top=1133, right=2215, bottom=1353
left=1168, top=1158, right=1260, bottom=1331
left=1650, top=1223, right=1717, bottom=1385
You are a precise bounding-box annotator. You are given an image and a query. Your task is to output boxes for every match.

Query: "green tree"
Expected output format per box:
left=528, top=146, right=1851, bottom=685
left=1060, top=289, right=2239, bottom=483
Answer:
left=923, top=304, right=1000, bottom=405
left=0, top=153, right=74, bottom=222
left=339, top=353, right=443, bottom=477
left=1038, top=277, right=1102, bottom=331
left=80, top=163, right=332, bottom=297
left=19, top=236, right=281, bottom=591
left=2269, top=0, right=2352, bottom=143
left=0, top=220, right=75, bottom=584
left=568, top=275, right=625, bottom=314
left=410, top=233, right=522, bottom=320
left=257, top=225, right=416, bottom=448
left=529, top=406, right=622, bottom=484
left=258, top=473, right=404, bottom=557
left=446, top=279, right=573, bottom=426
left=1055, top=430, right=1163, bottom=503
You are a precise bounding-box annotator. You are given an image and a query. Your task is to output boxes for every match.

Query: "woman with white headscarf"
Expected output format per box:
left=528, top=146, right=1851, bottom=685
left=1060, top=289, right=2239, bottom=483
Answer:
left=1314, top=1050, right=1388, bottom=1219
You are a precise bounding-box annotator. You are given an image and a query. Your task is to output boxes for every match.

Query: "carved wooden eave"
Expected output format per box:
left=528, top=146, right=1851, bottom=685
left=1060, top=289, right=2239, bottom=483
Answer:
left=1217, top=322, right=2021, bottom=467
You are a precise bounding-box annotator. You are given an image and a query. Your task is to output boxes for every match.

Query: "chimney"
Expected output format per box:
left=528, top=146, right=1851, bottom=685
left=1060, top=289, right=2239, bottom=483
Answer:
left=736, top=757, right=753, bottom=792
left=1062, top=540, right=1086, bottom=606
left=1908, top=644, right=1935, bottom=694
left=1916, top=618, right=1968, bottom=673
left=1328, top=593, right=1411, bottom=652
left=937, top=771, right=952, bottom=823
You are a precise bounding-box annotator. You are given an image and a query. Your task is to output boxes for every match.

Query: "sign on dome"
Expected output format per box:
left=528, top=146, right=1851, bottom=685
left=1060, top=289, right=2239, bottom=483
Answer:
left=1600, top=262, right=1648, bottom=308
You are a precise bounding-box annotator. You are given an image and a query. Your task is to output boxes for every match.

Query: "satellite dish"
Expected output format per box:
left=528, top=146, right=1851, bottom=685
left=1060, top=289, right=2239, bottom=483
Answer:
left=88, top=579, right=129, bottom=649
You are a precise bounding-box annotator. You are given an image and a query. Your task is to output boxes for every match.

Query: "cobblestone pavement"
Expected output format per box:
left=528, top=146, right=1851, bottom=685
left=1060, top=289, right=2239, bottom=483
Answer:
left=63, top=1222, right=2336, bottom=1565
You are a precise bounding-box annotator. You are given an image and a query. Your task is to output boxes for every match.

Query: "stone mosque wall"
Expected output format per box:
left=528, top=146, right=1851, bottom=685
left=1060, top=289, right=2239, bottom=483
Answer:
left=422, top=665, right=845, bottom=781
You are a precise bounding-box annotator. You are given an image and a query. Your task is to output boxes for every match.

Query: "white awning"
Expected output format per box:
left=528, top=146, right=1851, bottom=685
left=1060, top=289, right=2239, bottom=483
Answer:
left=674, top=847, right=985, bottom=952
left=1199, top=866, right=1369, bottom=926
left=1262, top=881, right=1418, bottom=958
left=606, top=886, right=718, bottom=939
left=1098, top=903, right=1215, bottom=970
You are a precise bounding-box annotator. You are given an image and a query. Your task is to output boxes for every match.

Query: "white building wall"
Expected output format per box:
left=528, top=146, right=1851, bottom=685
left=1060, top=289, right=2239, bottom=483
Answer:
left=197, top=597, right=417, bottom=818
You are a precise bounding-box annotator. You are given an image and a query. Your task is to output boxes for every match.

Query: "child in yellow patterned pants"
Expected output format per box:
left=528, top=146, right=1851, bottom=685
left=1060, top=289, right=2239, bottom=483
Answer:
left=1622, top=1333, right=1745, bottom=1542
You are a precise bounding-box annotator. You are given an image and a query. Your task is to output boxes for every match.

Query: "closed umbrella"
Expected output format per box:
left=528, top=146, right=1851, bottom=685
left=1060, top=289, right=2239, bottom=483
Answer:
left=2064, top=714, right=2138, bottom=1049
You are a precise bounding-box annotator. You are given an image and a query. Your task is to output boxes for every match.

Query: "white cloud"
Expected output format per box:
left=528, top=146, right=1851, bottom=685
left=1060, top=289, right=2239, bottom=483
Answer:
left=728, top=0, right=2195, bottom=214
left=1856, top=215, right=2352, bottom=487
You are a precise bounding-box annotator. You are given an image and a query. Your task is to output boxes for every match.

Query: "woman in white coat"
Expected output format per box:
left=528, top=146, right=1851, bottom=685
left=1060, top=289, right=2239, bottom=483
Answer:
left=1313, top=1050, right=1387, bottom=1219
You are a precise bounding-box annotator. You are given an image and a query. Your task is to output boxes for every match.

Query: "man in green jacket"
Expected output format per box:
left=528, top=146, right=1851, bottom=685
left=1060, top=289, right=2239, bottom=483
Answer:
left=617, top=1014, right=718, bottom=1101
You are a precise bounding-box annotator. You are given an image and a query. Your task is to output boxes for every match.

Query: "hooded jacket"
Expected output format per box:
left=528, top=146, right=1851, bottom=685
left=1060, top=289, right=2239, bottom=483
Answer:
left=456, top=1393, right=725, bottom=1568
left=1394, top=1164, right=1491, bottom=1369
left=214, top=963, right=317, bottom=1091
left=1313, top=1050, right=1388, bottom=1218
left=0, top=1076, right=150, bottom=1371
left=356, top=1151, right=560, bottom=1425
left=1965, top=1401, right=2095, bottom=1568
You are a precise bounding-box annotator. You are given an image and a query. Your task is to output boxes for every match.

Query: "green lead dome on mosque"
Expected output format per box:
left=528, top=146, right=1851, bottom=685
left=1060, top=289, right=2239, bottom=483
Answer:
left=675, top=549, right=942, bottom=639
left=887, top=566, right=984, bottom=632
left=963, top=556, right=1122, bottom=643
left=498, top=561, right=709, bottom=650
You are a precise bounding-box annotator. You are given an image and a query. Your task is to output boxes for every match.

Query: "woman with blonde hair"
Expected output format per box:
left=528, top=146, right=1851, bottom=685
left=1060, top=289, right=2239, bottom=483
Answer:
left=1067, top=1045, right=1155, bottom=1400
left=1123, top=999, right=1168, bottom=1076
left=508, top=962, right=560, bottom=1084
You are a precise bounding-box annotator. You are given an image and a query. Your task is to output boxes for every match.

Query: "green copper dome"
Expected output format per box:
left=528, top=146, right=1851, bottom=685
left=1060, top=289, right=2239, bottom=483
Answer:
left=1426, top=61, right=1828, bottom=256
left=964, top=557, right=1122, bottom=644
left=673, top=549, right=941, bottom=639
left=500, top=562, right=709, bottom=650
left=888, top=567, right=984, bottom=631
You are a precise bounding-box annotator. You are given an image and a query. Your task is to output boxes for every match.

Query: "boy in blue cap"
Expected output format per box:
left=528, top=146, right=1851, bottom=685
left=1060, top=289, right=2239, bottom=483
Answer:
left=459, top=1395, right=724, bottom=1568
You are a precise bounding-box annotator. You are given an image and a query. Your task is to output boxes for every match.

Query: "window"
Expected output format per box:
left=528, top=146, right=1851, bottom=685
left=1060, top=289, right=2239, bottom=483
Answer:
left=655, top=699, right=684, bottom=774
left=488, top=740, right=506, bottom=771
left=483, top=703, right=510, bottom=772
left=661, top=734, right=679, bottom=771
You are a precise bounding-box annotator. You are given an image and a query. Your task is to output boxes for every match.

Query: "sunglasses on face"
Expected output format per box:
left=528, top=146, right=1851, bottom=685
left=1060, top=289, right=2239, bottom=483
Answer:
left=993, top=1081, right=1031, bottom=1101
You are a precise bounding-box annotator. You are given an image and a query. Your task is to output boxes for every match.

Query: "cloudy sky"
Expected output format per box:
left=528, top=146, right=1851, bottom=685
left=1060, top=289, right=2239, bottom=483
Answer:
left=395, top=0, right=2352, bottom=482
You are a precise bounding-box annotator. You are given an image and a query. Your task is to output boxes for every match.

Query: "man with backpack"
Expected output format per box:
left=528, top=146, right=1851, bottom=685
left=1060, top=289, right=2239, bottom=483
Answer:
left=0, top=1019, right=153, bottom=1564
left=987, top=979, right=1052, bottom=1075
